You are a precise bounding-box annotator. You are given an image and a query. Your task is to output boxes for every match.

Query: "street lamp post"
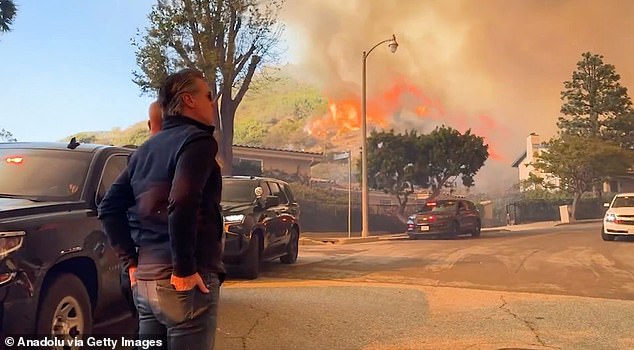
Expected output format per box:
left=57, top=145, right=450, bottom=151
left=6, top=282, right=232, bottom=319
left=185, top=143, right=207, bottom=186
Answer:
left=361, top=34, right=398, bottom=238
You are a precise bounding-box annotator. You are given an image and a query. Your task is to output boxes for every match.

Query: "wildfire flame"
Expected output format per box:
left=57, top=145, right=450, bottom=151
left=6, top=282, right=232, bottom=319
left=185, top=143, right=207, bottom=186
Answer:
left=306, top=77, right=508, bottom=162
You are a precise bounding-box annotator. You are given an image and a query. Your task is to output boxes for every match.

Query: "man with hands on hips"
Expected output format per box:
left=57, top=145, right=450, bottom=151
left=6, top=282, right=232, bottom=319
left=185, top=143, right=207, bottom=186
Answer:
left=98, top=68, right=225, bottom=350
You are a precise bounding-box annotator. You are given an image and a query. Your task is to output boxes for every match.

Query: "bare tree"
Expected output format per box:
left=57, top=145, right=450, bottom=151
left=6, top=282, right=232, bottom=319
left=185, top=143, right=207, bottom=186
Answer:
left=132, top=0, right=284, bottom=174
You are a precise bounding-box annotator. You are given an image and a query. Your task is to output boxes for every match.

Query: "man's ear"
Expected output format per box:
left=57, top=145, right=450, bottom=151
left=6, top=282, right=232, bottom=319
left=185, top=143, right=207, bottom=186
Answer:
left=182, top=93, right=196, bottom=108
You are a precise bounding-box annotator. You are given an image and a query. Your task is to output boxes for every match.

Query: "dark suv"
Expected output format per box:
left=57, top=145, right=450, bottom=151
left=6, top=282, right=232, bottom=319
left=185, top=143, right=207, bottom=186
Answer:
left=407, top=199, right=481, bottom=239
left=0, top=142, right=136, bottom=338
left=221, top=176, right=300, bottom=279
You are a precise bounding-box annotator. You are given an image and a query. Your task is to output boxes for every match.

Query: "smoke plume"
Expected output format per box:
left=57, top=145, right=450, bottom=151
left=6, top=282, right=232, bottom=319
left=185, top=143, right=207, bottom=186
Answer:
left=281, top=0, right=634, bottom=193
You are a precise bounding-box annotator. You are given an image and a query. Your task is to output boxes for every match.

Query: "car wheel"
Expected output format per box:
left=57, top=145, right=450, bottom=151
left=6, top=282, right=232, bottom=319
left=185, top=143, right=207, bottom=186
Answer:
left=449, top=221, right=460, bottom=239
left=601, top=225, right=616, bottom=241
left=240, top=233, right=260, bottom=279
left=36, top=274, right=92, bottom=343
left=280, top=228, right=299, bottom=264
left=472, top=220, right=481, bottom=238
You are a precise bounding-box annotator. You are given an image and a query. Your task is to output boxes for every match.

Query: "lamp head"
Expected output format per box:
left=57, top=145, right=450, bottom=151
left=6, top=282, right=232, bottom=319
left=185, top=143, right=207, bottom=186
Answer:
left=388, top=34, right=398, bottom=53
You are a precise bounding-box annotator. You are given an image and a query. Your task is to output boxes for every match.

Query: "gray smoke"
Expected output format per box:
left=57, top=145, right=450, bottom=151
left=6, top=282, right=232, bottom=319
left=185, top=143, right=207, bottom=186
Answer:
left=281, top=0, right=634, bottom=193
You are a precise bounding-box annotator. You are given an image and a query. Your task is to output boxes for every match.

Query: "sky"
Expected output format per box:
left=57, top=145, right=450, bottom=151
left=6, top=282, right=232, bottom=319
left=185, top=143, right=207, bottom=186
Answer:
left=2, top=0, right=634, bottom=192
left=0, top=0, right=166, bottom=141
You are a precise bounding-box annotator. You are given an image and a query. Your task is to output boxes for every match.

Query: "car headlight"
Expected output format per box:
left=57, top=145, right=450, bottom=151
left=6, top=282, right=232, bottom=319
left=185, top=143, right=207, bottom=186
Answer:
left=224, top=214, right=245, bottom=223
left=605, top=213, right=617, bottom=222
left=0, top=231, right=25, bottom=258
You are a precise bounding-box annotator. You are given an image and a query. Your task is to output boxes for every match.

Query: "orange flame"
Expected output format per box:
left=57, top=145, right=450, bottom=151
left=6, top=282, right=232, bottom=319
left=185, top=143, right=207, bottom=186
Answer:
left=306, top=77, right=509, bottom=162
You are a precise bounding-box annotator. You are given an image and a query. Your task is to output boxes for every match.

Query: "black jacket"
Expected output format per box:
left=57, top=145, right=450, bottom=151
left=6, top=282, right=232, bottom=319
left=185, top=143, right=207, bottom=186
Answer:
left=98, top=115, right=225, bottom=280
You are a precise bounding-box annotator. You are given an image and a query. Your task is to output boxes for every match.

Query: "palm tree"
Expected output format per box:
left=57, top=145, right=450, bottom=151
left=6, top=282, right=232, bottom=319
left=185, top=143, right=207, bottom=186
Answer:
left=0, top=0, right=17, bottom=33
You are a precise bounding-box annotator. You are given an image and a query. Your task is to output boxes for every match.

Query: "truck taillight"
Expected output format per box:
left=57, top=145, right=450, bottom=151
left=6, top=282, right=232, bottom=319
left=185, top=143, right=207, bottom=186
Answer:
left=5, top=157, right=23, bottom=164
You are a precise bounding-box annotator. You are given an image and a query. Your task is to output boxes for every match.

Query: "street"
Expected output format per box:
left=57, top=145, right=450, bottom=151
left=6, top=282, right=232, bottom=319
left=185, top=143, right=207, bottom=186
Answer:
left=216, top=222, right=634, bottom=350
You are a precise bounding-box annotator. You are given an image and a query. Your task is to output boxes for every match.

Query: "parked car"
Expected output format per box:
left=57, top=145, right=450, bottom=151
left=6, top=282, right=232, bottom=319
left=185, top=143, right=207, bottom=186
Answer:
left=0, top=141, right=136, bottom=338
left=602, top=193, right=634, bottom=241
left=406, top=199, right=481, bottom=239
left=221, top=176, right=300, bottom=279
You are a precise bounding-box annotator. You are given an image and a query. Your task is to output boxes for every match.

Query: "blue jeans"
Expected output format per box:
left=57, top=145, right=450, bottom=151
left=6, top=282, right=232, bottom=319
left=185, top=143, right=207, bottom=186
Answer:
left=133, top=272, right=220, bottom=350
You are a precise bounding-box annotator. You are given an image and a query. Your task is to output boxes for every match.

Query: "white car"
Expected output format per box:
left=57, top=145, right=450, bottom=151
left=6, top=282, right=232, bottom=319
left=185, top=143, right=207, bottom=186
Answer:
left=602, top=193, right=634, bottom=241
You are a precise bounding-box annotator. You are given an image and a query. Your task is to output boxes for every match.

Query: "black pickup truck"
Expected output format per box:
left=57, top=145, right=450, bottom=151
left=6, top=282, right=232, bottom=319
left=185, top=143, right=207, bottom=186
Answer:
left=0, top=141, right=136, bottom=339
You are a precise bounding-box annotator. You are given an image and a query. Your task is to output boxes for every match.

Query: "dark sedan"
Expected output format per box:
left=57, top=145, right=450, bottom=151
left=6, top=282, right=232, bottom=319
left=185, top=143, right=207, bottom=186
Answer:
left=407, top=199, right=481, bottom=239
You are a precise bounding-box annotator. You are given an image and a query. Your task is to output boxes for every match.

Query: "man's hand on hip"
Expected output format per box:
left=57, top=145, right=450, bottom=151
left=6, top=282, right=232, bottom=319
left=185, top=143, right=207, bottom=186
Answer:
left=129, top=266, right=137, bottom=287
left=171, top=272, right=210, bottom=293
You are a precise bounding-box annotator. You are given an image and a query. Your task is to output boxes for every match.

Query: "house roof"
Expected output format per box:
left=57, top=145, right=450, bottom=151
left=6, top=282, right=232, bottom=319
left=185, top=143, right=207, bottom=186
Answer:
left=233, top=144, right=322, bottom=156
left=511, top=151, right=527, bottom=168
left=233, top=144, right=323, bottom=166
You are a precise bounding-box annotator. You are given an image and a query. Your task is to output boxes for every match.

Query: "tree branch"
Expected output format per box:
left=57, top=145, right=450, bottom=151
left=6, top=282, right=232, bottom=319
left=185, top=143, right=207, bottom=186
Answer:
left=234, top=54, right=260, bottom=105
left=181, top=0, right=207, bottom=67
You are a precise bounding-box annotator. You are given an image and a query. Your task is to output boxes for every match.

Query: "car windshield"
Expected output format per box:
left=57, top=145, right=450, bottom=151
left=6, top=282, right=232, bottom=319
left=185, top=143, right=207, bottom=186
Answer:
left=221, top=180, right=257, bottom=203
left=419, top=200, right=457, bottom=213
left=612, top=196, right=634, bottom=208
left=0, top=149, right=91, bottom=201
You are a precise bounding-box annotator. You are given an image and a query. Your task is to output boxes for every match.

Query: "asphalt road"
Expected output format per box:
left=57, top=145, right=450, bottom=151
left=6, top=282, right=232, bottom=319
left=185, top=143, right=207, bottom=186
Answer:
left=216, top=222, right=634, bottom=350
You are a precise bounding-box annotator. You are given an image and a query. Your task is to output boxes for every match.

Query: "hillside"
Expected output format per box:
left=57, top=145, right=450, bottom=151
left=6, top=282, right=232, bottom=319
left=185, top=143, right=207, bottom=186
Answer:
left=63, top=65, right=329, bottom=152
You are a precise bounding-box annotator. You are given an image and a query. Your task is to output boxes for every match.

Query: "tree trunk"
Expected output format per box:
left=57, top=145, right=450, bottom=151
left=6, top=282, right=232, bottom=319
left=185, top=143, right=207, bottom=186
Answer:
left=397, top=194, right=408, bottom=216
left=570, top=192, right=582, bottom=222
left=395, top=193, right=409, bottom=223
left=218, top=99, right=237, bottom=176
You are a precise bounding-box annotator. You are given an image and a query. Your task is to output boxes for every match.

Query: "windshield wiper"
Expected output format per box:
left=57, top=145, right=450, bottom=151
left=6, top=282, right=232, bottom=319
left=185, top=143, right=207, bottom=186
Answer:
left=0, top=193, right=43, bottom=202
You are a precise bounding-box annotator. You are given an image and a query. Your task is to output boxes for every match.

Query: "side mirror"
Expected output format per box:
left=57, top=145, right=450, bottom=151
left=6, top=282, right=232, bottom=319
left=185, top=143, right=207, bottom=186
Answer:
left=264, top=195, right=280, bottom=208
left=603, top=202, right=610, bottom=208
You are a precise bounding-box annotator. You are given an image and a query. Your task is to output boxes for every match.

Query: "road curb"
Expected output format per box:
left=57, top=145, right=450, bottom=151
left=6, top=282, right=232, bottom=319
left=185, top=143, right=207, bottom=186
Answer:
left=299, top=236, right=382, bottom=245
left=482, top=228, right=511, bottom=233
left=336, top=236, right=381, bottom=245
left=554, top=219, right=603, bottom=226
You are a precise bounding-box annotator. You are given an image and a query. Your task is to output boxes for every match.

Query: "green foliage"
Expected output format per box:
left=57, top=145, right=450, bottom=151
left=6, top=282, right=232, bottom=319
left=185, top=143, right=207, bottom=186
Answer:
left=0, top=0, right=17, bottom=33
left=0, top=128, right=16, bottom=142
left=234, top=117, right=268, bottom=146
left=424, top=126, right=489, bottom=195
left=365, top=126, right=489, bottom=214
left=290, top=182, right=349, bottom=205
left=237, top=66, right=327, bottom=124
left=264, top=117, right=310, bottom=148
left=521, top=188, right=571, bottom=201
left=533, top=135, right=634, bottom=219
left=63, top=122, right=150, bottom=147
left=234, top=66, right=326, bottom=149
left=366, top=129, right=425, bottom=213
left=112, top=124, right=151, bottom=146
left=520, top=172, right=557, bottom=192
left=604, top=110, right=634, bottom=150
left=558, top=52, right=633, bottom=142
left=132, top=0, right=285, bottom=173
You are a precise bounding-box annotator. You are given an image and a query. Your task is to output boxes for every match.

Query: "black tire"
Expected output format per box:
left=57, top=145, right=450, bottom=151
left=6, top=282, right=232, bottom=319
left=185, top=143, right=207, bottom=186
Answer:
left=36, top=274, right=92, bottom=341
left=472, top=220, right=481, bottom=238
left=280, top=228, right=299, bottom=264
left=240, top=233, right=260, bottom=279
left=601, top=225, right=616, bottom=241
left=446, top=221, right=460, bottom=239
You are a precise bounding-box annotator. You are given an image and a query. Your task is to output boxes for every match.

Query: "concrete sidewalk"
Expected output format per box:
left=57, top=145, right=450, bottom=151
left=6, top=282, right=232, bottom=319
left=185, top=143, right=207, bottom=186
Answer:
left=300, top=218, right=603, bottom=245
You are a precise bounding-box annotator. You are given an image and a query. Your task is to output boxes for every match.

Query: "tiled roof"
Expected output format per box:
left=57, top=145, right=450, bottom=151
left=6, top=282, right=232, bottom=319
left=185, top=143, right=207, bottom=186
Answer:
left=233, top=144, right=322, bottom=156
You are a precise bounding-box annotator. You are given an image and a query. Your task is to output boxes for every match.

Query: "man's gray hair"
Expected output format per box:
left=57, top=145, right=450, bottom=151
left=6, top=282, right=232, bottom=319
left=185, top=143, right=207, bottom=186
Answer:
left=158, top=68, right=205, bottom=117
